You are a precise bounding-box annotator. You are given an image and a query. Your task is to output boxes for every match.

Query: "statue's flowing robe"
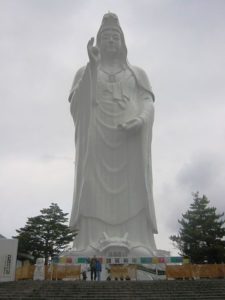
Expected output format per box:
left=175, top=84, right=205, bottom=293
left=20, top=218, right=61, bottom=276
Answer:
left=69, top=63, right=158, bottom=252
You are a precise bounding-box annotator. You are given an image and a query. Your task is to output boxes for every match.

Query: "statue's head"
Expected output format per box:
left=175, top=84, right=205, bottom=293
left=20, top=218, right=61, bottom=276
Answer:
left=97, top=13, right=127, bottom=63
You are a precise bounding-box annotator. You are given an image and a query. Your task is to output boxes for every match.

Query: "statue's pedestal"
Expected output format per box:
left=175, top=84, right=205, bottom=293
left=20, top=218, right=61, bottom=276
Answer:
left=69, top=233, right=169, bottom=258
left=62, top=243, right=170, bottom=259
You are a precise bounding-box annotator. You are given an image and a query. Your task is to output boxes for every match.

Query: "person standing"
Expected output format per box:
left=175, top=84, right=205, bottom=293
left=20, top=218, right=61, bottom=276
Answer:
left=90, top=256, right=97, bottom=281
left=96, top=259, right=102, bottom=281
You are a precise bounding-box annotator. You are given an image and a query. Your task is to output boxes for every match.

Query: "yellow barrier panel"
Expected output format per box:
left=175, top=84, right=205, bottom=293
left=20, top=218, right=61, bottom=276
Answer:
left=166, top=265, right=192, bottom=279
left=16, top=264, right=35, bottom=280
left=54, top=265, right=81, bottom=280
left=110, top=265, right=137, bottom=280
left=16, top=264, right=81, bottom=280
left=127, top=265, right=137, bottom=280
left=166, top=264, right=225, bottom=280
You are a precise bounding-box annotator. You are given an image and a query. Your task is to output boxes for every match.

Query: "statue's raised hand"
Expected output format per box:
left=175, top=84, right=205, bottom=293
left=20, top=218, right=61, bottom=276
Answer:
left=87, top=37, right=100, bottom=68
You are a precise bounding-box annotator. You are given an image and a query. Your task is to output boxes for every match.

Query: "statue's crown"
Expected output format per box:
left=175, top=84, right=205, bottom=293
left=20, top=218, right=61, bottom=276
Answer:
left=96, top=12, right=127, bottom=61
left=100, top=12, right=122, bottom=34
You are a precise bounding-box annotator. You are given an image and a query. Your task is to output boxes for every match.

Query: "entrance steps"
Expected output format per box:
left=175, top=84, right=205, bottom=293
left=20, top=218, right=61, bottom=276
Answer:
left=0, top=279, right=225, bottom=299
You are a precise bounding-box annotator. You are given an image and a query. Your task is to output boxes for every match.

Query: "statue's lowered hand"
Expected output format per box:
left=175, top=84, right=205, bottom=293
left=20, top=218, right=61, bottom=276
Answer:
left=118, top=117, right=143, bottom=133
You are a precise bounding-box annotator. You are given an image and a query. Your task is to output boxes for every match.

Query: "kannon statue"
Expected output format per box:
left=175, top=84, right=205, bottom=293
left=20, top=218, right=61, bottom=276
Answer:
left=69, top=12, right=158, bottom=257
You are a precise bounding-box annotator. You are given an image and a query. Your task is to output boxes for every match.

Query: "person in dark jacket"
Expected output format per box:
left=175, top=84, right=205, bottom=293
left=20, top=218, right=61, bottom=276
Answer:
left=96, top=259, right=102, bottom=281
left=90, top=256, right=97, bottom=280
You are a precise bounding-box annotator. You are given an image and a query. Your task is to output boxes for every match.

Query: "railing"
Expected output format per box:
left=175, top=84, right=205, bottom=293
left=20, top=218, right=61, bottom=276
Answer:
left=137, top=264, right=165, bottom=275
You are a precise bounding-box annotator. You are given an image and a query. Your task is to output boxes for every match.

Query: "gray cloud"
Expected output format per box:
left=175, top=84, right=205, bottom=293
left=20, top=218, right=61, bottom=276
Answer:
left=177, top=153, right=222, bottom=190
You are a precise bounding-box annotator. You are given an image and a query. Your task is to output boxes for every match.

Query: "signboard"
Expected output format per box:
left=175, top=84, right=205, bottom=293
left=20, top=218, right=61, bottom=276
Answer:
left=0, top=239, right=18, bottom=282
left=58, top=255, right=188, bottom=265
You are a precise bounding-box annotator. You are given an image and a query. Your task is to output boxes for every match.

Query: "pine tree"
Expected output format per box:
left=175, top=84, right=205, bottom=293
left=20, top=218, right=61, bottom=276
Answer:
left=13, top=203, right=77, bottom=264
left=170, top=192, right=225, bottom=263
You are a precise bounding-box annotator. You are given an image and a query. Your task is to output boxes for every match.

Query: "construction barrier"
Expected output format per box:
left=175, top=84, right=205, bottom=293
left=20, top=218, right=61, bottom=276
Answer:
left=110, top=265, right=137, bottom=280
left=16, top=263, right=35, bottom=280
left=16, top=262, right=225, bottom=281
left=16, top=264, right=81, bottom=280
left=166, top=264, right=225, bottom=279
left=49, top=265, right=81, bottom=280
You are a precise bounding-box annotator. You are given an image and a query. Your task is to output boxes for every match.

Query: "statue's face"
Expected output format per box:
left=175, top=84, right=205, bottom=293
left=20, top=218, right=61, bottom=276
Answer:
left=100, top=29, right=122, bottom=56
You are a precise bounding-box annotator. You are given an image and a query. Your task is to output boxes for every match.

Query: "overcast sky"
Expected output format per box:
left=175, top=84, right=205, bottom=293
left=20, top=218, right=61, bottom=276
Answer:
left=1, top=0, right=225, bottom=255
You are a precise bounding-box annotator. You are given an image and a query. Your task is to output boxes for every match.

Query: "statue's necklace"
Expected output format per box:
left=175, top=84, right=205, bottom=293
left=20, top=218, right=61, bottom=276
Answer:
left=100, top=67, right=124, bottom=83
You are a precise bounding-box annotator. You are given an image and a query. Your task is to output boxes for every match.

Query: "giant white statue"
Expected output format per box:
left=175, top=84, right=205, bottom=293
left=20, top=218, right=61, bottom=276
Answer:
left=69, top=13, right=158, bottom=257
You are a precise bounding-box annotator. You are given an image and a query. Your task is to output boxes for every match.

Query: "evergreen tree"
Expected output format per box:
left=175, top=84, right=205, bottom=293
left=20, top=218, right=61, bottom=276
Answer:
left=170, top=192, right=225, bottom=263
left=13, top=203, right=77, bottom=264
